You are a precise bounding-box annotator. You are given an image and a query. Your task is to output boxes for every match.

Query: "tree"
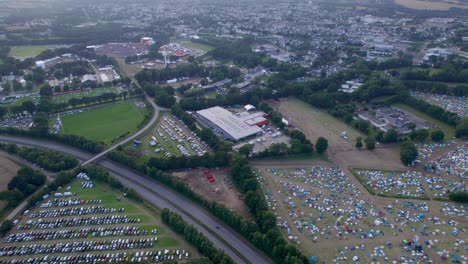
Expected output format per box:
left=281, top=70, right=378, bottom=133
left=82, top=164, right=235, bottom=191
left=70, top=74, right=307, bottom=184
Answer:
left=0, top=107, right=7, bottom=119
left=400, top=141, right=418, bottom=165
left=456, top=118, right=468, bottom=138
left=0, top=219, right=13, bottom=237
left=410, top=129, right=429, bottom=142
left=407, top=122, right=416, bottom=130
left=21, top=100, right=36, bottom=115
left=383, top=129, right=399, bottom=143
left=355, top=137, right=363, bottom=149
left=431, top=130, right=445, bottom=142
left=365, top=137, right=376, bottom=150
left=315, top=137, right=328, bottom=154
left=238, top=144, right=254, bottom=157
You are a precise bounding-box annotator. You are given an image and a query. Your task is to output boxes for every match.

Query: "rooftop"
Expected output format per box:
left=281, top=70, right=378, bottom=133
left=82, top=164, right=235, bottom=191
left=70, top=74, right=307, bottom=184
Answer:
left=197, top=106, right=262, bottom=140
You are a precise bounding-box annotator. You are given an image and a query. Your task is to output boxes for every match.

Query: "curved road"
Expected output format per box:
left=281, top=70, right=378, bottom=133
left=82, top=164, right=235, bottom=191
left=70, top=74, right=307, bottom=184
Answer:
left=0, top=135, right=271, bottom=264
left=82, top=96, right=164, bottom=166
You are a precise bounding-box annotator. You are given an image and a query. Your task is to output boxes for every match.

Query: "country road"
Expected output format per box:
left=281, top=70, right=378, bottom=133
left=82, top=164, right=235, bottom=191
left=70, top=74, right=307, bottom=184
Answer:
left=0, top=135, right=271, bottom=264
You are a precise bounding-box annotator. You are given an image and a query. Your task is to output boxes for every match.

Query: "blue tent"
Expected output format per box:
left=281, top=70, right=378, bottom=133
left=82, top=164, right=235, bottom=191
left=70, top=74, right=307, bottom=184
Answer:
left=310, top=256, right=317, bottom=263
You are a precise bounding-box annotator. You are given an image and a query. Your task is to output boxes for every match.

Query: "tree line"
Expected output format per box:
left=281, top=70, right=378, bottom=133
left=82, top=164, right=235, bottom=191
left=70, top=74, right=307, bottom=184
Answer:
left=0, top=143, right=78, bottom=172
left=0, top=126, right=104, bottom=153
left=402, top=80, right=468, bottom=96
left=161, top=209, right=234, bottom=264
left=141, top=83, right=176, bottom=108
left=0, top=167, right=46, bottom=209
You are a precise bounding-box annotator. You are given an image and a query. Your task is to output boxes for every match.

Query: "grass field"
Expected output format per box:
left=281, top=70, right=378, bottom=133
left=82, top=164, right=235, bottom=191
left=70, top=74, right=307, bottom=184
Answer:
left=288, top=97, right=366, bottom=143
left=53, top=87, right=119, bottom=104
left=61, top=102, right=145, bottom=144
left=9, top=45, right=51, bottom=59
left=180, top=40, right=214, bottom=52
left=394, top=0, right=468, bottom=10
left=393, top=103, right=456, bottom=139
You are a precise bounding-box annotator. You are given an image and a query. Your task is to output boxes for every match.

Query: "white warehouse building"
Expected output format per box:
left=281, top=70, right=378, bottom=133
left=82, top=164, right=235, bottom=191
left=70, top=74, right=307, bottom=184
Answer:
left=196, top=106, right=263, bottom=141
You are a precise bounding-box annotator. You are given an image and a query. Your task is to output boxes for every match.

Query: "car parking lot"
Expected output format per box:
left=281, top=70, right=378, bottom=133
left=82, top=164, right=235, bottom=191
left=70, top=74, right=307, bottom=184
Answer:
left=0, top=172, right=197, bottom=263
left=233, top=124, right=290, bottom=154
left=135, top=113, right=211, bottom=158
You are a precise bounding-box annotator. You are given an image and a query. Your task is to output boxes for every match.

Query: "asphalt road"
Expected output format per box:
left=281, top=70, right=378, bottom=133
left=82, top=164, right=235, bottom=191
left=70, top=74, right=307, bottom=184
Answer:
left=0, top=135, right=271, bottom=264
left=82, top=96, right=164, bottom=166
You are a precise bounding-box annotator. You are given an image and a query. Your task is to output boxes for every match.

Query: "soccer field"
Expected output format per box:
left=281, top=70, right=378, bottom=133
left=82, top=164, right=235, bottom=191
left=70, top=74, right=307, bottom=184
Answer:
left=61, top=102, right=145, bottom=144
left=9, top=45, right=51, bottom=59
left=180, top=40, right=214, bottom=52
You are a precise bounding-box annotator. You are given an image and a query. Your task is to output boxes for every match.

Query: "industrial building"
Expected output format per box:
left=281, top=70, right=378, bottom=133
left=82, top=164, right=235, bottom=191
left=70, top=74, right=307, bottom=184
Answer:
left=196, top=106, right=264, bottom=141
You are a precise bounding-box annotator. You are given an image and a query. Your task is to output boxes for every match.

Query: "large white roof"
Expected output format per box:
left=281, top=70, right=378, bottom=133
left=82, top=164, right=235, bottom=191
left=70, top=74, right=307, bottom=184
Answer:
left=197, top=106, right=262, bottom=140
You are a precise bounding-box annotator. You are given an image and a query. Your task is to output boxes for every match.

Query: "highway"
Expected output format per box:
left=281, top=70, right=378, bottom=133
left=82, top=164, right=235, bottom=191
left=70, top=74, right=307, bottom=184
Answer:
left=0, top=135, right=271, bottom=264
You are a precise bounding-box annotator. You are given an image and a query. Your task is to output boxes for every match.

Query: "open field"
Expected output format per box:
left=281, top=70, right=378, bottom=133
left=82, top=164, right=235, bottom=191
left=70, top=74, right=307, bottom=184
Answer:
left=0, top=156, right=20, bottom=191
left=9, top=45, right=51, bottom=59
left=1, top=174, right=198, bottom=263
left=269, top=97, right=405, bottom=170
left=172, top=168, right=250, bottom=218
left=53, top=87, right=119, bottom=104
left=127, top=113, right=210, bottom=159
left=393, top=103, right=456, bottom=139
left=255, top=165, right=467, bottom=263
left=60, top=101, right=146, bottom=145
left=179, top=40, right=214, bottom=52
left=394, top=0, right=468, bottom=10
left=272, top=97, right=365, bottom=149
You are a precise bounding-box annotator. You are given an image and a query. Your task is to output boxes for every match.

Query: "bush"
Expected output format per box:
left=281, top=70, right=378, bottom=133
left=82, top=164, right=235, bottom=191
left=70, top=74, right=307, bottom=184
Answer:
left=449, top=192, right=468, bottom=203
left=430, top=130, right=445, bottom=142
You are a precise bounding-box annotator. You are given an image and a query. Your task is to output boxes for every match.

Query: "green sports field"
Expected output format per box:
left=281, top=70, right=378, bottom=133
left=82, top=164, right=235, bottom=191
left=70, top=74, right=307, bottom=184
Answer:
left=61, top=102, right=145, bottom=144
left=180, top=40, right=214, bottom=52
left=9, top=45, right=51, bottom=59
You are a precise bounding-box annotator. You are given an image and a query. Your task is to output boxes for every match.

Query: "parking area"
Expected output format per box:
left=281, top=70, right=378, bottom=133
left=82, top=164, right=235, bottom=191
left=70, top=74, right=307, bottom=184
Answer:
left=0, top=116, right=33, bottom=130
left=133, top=113, right=211, bottom=158
left=233, top=124, right=290, bottom=154
left=1, top=172, right=197, bottom=263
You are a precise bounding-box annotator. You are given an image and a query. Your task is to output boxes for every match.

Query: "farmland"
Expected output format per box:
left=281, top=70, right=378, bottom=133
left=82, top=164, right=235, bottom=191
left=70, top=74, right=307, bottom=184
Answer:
left=60, top=101, right=146, bottom=145
left=1, top=173, right=198, bottom=263
left=9, top=45, right=52, bottom=59
left=53, top=87, right=119, bottom=104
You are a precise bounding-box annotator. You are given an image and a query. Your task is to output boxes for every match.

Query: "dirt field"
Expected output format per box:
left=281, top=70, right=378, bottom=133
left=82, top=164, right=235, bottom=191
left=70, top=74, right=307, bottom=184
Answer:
left=394, top=0, right=468, bottom=10
left=172, top=168, right=250, bottom=218
left=0, top=155, right=20, bottom=191
left=268, top=97, right=405, bottom=170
